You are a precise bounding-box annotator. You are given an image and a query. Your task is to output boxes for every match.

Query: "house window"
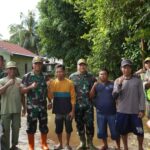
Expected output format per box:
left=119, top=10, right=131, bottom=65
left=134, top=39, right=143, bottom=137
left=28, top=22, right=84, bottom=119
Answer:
left=25, top=63, right=28, bottom=73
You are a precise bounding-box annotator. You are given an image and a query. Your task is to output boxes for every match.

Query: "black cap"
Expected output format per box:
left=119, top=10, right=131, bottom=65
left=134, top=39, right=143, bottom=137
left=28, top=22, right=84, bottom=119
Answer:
left=121, top=59, right=132, bottom=67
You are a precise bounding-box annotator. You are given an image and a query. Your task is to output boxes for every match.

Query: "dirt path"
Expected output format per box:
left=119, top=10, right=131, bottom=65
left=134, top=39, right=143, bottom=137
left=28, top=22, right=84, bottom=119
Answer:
left=17, top=115, right=150, bottom=150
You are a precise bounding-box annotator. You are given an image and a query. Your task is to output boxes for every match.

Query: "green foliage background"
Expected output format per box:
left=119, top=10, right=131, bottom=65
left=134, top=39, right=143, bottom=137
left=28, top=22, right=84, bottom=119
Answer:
left=37, top=0, right=91, bottom=72
left=66, top=0, right=150, bottom=77
left=7, top=0, right=150, bottom=78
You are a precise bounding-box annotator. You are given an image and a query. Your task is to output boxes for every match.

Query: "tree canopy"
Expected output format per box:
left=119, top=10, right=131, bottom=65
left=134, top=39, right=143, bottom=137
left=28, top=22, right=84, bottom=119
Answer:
left=37, top=0, right=91, bottom=70
left=67, top=0, right=150, bottom=77
left=8, top=0, right=150, bottom=77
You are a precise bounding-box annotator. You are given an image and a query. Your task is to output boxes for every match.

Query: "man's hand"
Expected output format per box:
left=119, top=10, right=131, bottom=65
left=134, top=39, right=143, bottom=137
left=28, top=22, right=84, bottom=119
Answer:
left=47, top=102, right=52, bottom=110
left=118, top=76, right=125, bottom=85
left=30, top=82, right=38, bottom=89
left=68, top=111, right=74, bottom=120
left=0, top=79, right=16, bottom=94
left=89, top=81, right=98, bottom=99
left=93, top=81, right=98, bottom=87
left=22, top=108, right=26, bottom=116
left=5, top=79, right=15, bottom=87
left=138, top=111, right=145, bottom=118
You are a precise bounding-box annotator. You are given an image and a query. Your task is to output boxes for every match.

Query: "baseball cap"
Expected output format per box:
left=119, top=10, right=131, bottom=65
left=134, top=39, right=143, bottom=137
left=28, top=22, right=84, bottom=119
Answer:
left=77, top=59, right=87, bottom=65
left=144, top=57, right=150, bottom=63
left=121, top=59, right=132, bottom=67
left=6, top=61, right=17, bottom=69
left=32, top=56, right=43, bottom=64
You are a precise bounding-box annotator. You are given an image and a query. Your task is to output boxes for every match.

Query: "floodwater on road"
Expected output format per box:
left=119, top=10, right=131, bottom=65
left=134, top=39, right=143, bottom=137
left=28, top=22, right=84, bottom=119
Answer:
left=47, top=109, right=106, bottom=147
left=47, top=109, right=150, bottom=149
left=18, top=108, right=150, bottom=149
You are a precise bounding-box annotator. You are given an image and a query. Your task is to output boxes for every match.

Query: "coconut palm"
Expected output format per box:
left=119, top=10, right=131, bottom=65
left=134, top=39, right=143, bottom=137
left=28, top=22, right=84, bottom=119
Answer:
left=9, top=11, right=39, bottom=54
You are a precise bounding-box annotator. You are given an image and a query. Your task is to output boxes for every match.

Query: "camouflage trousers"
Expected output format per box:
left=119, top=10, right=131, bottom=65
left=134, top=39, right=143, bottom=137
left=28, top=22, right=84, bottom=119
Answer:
left=75, top=103, right=94, bottom=137
left=26, top=108, right=48, bottom=134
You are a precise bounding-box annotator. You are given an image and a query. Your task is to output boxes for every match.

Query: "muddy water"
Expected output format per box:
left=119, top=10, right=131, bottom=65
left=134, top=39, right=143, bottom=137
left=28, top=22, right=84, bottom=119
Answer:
left=18, top=109, right=150, bottom=149
left=47, top=109, right=101, bottom=147
left=47, top=108, right=150, bottom=148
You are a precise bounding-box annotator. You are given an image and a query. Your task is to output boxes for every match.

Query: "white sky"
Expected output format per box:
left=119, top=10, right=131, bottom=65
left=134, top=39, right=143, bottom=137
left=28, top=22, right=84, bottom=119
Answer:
left=0, top=0, right=40, bottom=40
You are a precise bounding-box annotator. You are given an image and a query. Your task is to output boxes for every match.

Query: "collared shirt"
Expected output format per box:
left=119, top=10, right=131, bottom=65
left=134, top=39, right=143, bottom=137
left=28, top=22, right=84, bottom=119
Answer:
left=70, top=72, right=96, bottom=105
left=0, top=77, right=22, bottom=114
left=21, top=71, right=47, bottom=110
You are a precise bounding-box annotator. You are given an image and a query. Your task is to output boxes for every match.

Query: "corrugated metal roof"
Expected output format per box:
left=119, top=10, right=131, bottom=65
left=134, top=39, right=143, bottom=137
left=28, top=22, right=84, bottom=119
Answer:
left=0, top=41, right=36, bottom=57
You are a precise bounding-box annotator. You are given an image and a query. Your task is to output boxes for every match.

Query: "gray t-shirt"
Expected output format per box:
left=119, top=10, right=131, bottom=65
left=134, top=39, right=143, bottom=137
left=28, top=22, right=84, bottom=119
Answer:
left=113, top=76, right=145, bottom=114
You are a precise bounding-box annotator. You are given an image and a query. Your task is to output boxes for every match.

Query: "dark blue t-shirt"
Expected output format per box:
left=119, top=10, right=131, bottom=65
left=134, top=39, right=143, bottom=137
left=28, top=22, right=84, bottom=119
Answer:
left=94, top=81, right=116, bottom=115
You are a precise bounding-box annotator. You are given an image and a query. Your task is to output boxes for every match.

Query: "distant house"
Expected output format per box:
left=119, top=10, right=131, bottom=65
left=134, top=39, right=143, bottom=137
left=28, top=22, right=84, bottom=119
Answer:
left=0, top=41, right=36, bottom=77
left=43, top=57, right=63, bottom=72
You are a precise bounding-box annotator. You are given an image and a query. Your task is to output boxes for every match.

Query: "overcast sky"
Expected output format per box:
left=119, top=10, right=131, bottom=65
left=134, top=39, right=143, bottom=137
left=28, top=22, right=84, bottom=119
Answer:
left=0, top=0, right=39, bottom=40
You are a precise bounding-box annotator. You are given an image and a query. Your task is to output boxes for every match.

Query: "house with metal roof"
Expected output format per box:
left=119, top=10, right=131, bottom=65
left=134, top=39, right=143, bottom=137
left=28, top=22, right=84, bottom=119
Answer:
left=0, top=41, right=36, bottom=77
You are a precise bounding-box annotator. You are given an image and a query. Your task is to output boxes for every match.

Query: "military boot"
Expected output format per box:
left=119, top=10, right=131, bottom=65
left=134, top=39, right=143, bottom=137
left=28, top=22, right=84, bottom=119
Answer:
left=76, top=135, right=86, bottom=150
left=87, top=136, right=97, bottom=150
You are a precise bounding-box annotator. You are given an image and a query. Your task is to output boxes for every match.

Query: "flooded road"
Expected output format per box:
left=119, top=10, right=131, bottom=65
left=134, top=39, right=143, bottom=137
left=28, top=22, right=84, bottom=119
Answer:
left=47, top=109, right=150, bottom=149
left=18, top=109, right=150, bottom=149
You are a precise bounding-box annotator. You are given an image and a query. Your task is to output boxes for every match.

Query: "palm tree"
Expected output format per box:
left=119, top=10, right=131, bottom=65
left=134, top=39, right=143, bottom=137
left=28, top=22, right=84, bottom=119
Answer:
left=9, top=11, right=39, bottom=54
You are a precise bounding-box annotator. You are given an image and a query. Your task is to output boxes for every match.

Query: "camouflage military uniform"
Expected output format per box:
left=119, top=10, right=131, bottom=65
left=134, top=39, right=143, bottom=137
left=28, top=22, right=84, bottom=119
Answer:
left=22, top=71, right=48, bottom=134
left=70, top=72, right=96, bottom=139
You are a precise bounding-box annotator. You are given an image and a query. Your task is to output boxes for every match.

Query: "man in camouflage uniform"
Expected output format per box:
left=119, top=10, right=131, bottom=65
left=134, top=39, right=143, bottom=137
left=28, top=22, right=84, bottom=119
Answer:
left=21, top=56, right=49, bottom=150
left=70, top=59, right=97, bottom=150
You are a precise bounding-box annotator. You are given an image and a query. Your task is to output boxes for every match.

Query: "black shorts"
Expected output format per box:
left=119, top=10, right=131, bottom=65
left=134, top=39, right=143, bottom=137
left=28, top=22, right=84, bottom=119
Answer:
left=55, top=114, right=73, bottom=134
left=116, top=112, right=144, bottom=137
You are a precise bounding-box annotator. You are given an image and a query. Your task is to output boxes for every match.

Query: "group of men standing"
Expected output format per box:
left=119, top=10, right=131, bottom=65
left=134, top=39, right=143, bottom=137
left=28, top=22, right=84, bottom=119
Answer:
left=0, top=55, right=149, bottom=150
